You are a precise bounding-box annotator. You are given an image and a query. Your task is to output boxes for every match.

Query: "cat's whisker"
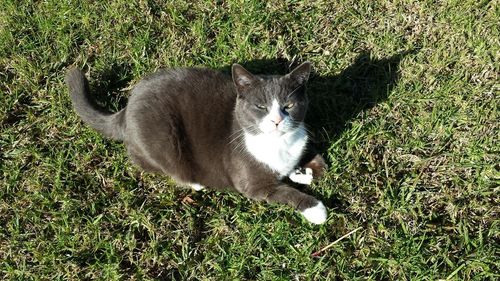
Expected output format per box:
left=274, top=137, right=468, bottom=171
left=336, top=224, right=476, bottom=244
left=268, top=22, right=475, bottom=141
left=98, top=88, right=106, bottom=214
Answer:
left=228, top=125, right=257, bottom=145
left=228, top=131, right=244, bottom=141
left=228, top=126, right=247, bottom=138
left=289, top=120, right=313, bottom=135
left=301, top=125, right=314, bottom=135
left=233, top=126, right=261, bottom=153
left=230, top=133, right=249, bottom=151
left=228, top=132, right=244, bottom=145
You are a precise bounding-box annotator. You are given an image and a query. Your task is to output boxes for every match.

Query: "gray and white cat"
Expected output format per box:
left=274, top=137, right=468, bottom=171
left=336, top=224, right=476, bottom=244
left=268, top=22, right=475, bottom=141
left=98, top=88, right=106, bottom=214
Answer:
left=65, top=62, right=328, bottom=224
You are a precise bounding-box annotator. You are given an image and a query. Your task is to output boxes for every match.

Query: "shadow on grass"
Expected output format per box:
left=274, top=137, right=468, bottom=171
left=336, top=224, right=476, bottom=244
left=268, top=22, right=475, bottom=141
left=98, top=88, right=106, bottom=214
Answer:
left=90, top=61, right=133, bottom=111
left=233, top=51, right=414, bottom=212
left=236, top=50, right=413, bottom=150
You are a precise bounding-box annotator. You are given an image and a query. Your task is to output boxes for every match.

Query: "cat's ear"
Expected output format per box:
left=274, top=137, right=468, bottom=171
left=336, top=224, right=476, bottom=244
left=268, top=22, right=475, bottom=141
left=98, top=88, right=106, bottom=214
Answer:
left=232, top=64, right=258, bottom=93
left=287, top=61, right=312, bottom=86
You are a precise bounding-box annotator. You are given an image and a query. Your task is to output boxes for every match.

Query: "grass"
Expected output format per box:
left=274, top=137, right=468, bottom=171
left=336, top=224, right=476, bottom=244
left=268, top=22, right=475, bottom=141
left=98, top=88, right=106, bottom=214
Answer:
left=0, top=0, right=498, bottom=280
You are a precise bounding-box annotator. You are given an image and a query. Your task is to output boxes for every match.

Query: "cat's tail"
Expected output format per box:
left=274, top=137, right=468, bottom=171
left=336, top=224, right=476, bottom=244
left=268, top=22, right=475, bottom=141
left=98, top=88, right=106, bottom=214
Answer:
left=65, top=67, right=125, bottom=141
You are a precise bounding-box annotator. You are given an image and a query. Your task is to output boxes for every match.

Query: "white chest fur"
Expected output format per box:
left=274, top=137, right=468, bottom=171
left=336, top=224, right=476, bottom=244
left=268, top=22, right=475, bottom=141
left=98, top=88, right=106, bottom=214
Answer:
left=244, top=126, right=308, bottom=176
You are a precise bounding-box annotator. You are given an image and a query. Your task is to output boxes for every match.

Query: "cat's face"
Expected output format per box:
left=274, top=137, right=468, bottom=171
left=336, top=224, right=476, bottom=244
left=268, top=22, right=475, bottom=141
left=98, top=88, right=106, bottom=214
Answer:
left=232, top=62, right=311, bottom=135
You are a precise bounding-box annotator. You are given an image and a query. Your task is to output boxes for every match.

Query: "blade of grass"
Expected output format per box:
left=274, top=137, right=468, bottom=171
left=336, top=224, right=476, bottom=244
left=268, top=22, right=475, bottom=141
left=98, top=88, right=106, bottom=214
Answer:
left=311, top=227, right=363, bottom=257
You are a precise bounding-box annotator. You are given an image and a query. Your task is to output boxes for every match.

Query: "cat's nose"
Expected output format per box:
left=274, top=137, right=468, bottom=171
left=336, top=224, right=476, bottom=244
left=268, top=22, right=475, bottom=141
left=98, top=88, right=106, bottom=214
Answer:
left=271, top=117, right=282, bottom=126
left=271, top=114, right=284, bottom=126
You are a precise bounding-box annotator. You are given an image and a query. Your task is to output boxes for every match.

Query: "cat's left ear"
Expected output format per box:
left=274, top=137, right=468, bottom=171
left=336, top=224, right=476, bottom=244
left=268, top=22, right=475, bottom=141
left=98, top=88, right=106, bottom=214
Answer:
left=232, top=64, right=258, bottom=94
left=286, top=61, right=312, bottom=86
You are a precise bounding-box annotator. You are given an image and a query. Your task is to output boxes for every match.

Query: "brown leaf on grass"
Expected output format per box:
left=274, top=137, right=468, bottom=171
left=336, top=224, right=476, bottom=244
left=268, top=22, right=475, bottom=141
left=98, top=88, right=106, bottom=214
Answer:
left=182, top=195, right=196, bottom=205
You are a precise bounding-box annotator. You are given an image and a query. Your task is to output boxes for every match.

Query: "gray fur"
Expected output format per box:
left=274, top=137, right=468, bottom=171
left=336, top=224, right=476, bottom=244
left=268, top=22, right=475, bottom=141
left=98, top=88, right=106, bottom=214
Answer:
left=66, top=63, right=326, bottom=218
left=65, top=69, right=125, bottom=140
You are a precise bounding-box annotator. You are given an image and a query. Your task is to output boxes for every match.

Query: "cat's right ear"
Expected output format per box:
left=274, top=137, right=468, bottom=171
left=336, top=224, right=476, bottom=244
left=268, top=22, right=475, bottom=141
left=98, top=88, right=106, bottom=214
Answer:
left=232, top=64, right=258, bottom=94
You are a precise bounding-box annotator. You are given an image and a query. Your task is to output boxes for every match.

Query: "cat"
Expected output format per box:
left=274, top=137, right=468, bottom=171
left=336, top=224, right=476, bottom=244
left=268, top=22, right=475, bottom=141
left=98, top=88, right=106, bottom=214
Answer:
left=65, top=62, right=328, bottom=224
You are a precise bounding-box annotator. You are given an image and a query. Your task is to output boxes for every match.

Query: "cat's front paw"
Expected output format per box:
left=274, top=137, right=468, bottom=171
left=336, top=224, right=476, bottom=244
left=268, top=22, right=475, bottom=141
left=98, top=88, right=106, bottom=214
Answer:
left=301, top=201, right=327, bottom=224
left=289, top=168, right=313, bottom=185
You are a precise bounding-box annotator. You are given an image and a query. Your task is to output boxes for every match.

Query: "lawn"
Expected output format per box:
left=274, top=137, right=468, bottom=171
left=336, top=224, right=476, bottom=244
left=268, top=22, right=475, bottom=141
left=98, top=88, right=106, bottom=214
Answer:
left=0, top=0, right=498, bottom=280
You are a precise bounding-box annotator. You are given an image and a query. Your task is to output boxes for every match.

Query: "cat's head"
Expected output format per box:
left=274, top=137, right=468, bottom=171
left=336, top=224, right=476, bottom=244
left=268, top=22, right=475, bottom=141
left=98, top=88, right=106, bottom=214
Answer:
left=232, top=62, right=311, bottom=136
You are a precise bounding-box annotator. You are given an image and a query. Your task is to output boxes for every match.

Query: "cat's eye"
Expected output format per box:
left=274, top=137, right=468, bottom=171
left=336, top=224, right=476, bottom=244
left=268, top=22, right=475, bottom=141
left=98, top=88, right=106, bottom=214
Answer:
left=284, top=103, right=295, bottom=110
left=255, top=104, right=266, bottom=110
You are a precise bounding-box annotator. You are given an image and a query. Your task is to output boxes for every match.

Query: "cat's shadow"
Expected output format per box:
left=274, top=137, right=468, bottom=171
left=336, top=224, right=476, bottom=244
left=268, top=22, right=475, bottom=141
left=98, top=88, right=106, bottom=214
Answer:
left=232, top=51, right=411, bottom=149
left=230, top=50, right=413, bottom=210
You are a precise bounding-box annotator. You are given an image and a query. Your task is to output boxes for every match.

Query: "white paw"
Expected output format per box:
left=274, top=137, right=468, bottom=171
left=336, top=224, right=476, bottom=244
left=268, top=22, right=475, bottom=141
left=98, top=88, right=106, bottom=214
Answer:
left=289, top=168, right=313, bottom=185
left=190, top=183, right=205, bottom=191
left=301, top=201, right=327, bottom=224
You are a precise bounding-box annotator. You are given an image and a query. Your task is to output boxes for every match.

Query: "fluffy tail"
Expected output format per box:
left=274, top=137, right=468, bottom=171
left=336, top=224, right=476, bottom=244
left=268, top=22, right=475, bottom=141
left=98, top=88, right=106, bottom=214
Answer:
left=65, top=67, right=125, bottom=140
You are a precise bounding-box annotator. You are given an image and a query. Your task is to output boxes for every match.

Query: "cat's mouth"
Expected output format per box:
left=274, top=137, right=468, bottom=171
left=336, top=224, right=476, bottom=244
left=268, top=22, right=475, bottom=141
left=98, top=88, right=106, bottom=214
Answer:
left=267, top=129, right=284, bottom=136
left=263, top=125, right=289, bottom=136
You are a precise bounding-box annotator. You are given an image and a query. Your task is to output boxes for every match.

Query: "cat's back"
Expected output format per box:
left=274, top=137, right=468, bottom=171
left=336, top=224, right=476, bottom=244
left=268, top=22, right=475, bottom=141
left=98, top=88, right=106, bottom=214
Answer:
left=131, top=67, right=233, bottom=101
left=127, top=67, right=235, bottom=118
left=125, top=67, right=236, bottom=144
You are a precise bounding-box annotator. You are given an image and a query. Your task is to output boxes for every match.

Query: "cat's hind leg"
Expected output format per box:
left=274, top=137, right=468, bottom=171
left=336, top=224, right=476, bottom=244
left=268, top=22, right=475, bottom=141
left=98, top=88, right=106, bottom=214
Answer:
left=189, top=183, right=205, bottom=191
left=174, top=180, right=206, bottom=191
left=289, top=153, right=328, bottom=185
left=288, top=167, right=314, bottom=185
left=303, top=154, right=328, bottom=179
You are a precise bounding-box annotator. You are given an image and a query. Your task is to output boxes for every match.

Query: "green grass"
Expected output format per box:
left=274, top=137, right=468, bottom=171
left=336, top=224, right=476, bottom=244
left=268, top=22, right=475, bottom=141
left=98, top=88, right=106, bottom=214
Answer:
left=1, top=0, right=498, bottom=280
